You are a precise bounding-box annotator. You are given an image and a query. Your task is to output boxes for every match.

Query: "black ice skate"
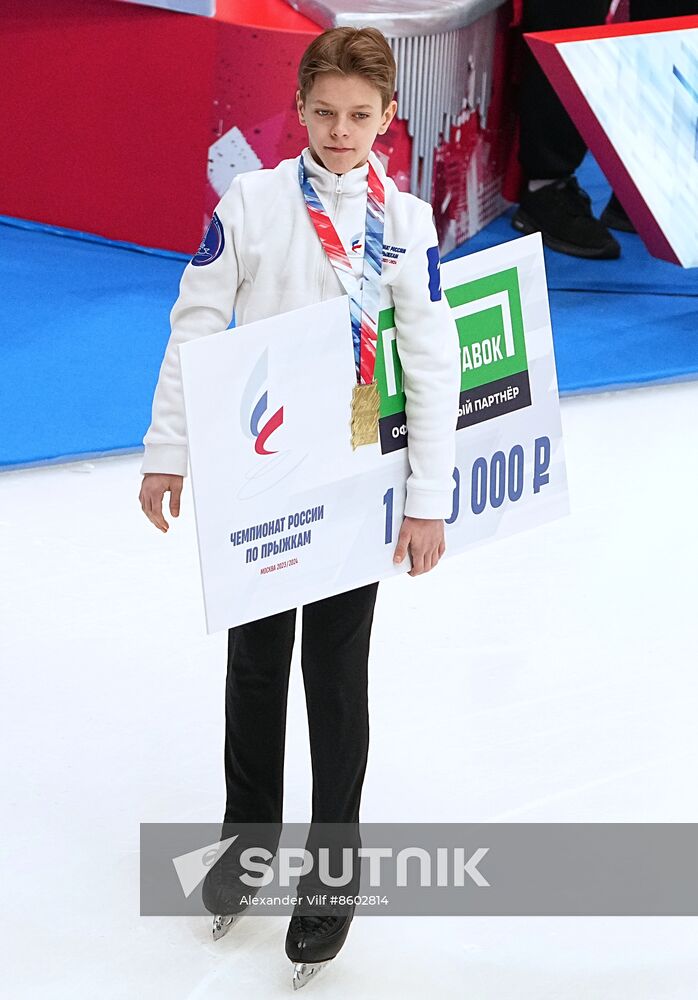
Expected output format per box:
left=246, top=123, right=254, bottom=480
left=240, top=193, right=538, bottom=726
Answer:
left=201, top=844, right=258, bottom=941
left=285, top=901, right=356, bottom=990
left=202, top=823, right=280, bottom=941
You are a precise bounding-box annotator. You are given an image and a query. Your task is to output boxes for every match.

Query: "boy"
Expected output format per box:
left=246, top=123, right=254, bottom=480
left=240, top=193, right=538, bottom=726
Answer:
left=138, top=26, right=461, bottom=990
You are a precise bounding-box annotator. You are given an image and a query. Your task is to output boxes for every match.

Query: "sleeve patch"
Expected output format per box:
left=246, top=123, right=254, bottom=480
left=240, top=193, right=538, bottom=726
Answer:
left=192, top=212, right=225, bottom=266
left=426, top=245, right=442, bottom=301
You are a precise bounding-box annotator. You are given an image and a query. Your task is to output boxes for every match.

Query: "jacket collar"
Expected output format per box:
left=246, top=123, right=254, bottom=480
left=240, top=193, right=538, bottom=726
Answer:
left=300, top=146, right=385, bottom=197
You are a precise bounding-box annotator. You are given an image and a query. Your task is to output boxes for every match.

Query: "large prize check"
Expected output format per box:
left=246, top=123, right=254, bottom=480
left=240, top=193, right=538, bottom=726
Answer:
left=180, top=232, right=569, bottom=633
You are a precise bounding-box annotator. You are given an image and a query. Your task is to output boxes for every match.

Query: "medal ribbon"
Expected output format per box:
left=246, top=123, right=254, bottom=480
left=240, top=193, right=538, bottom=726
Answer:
left=298, top=154, right=385, bottom=385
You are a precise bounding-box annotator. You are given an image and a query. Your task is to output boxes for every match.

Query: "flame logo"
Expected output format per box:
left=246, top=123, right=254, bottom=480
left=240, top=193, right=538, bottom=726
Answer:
left=241, top=348, right=284, bottom=455
left=235, top=347, right=308, bottom=502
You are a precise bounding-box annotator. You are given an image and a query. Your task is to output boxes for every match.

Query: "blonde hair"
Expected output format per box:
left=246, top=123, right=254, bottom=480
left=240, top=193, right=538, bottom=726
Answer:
left=298, top=26, right=397, bottom=111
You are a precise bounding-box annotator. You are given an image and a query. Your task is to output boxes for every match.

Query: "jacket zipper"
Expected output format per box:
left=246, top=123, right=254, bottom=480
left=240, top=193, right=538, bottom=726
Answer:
left=320, top=172, right=345, bottom=299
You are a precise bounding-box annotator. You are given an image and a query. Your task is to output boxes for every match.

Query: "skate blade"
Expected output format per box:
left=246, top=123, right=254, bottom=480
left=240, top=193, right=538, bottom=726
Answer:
left=292, top=959, right=332, bottom=990
left=212, top=912, right=243, bottom=940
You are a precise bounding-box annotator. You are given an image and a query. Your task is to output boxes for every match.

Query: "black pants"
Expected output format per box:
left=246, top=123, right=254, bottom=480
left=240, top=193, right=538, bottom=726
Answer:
left=519, top=0, right=698, bottom=179
left=221, top=580, right=380, bottom=900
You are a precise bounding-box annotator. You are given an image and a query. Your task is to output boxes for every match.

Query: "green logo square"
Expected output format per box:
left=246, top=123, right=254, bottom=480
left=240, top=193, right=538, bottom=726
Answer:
left=374, top=266, right=529, bottom=410
left=445, top=267, right=528, bottom=391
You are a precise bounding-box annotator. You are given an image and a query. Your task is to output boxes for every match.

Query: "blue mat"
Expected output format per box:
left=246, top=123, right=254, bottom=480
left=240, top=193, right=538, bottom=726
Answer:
left=1, top=153, right=697, bottom=471
left=1, top=217, right=190, bottom=470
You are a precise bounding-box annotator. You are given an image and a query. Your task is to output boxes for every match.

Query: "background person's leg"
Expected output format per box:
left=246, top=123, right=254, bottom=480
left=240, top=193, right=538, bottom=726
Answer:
left=515, top=0, right=620, bottom=258
left=631, top=0, right=697, bottom=17
left=519, top=0, right=612, bottom=179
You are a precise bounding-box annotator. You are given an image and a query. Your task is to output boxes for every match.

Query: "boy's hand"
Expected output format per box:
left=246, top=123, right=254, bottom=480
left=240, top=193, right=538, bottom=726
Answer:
left=139, top=474, right=183, bottom=533
left=393, top=516, right=445, bottom=576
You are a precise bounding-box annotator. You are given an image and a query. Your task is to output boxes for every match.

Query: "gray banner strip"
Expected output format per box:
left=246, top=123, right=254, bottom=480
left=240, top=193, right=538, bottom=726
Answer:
left=140, top=823, right=698, bottom=916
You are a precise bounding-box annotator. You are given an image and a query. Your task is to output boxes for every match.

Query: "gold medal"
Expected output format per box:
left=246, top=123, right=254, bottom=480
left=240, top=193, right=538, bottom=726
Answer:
left=350, top=380, right=380, bottom=449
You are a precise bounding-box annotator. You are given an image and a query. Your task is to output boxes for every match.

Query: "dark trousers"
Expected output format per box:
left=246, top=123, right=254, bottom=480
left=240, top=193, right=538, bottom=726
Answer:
left=518, top=0, right=697, bottom=180
left=222, top=580, right=380, bottom=899
left=632, top=0, right=697, bottom=18
left=519, top=0, right=613, bottom=179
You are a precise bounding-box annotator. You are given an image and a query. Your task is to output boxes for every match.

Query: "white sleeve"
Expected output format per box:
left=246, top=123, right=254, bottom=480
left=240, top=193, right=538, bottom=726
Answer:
left=391, top=201, right=462, bottom=519
left=140, top=177, right=245, bottom=477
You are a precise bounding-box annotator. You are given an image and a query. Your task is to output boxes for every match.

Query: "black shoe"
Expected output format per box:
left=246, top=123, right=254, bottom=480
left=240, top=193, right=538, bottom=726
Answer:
left=202, top=845, right=256, bottom=918
left=285, top=907, right=355, bottom=966
left=202, top=821, right=280, bottom=921
left=512, top=176, right=621, bottom=259
left=600, top=191, right=637, bottom=233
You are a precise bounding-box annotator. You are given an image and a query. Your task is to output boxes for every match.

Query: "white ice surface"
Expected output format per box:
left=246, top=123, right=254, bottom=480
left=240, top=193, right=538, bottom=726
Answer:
left=1, top=381, right=697, bottom=999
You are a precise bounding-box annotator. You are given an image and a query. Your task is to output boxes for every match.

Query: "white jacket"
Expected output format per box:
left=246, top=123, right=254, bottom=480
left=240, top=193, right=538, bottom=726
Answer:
left=140, top=147, right=462, bottom=519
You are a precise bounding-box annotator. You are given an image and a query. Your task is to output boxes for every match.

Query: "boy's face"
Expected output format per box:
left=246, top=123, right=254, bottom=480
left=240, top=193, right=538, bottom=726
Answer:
left=296, top=72, right=397, bottom=174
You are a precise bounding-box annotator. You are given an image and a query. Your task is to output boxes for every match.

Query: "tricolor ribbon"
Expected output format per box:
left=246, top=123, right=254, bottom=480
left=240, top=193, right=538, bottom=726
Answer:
left=298, top=153, right=385, bottom=386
